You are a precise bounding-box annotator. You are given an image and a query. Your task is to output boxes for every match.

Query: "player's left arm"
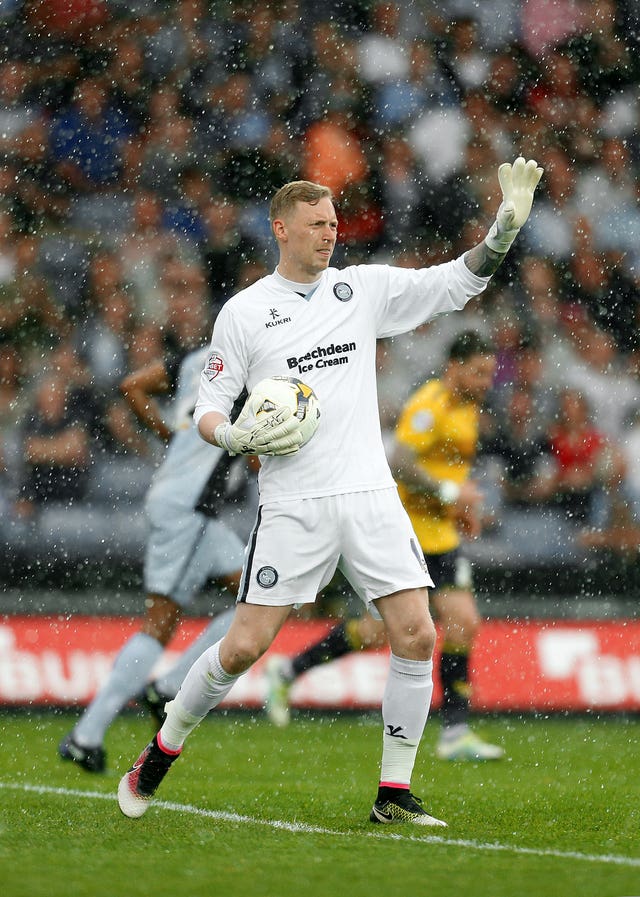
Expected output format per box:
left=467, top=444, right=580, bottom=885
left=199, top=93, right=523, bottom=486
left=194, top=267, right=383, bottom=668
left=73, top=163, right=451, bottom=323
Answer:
left=464, top=157, right=544, bottom=278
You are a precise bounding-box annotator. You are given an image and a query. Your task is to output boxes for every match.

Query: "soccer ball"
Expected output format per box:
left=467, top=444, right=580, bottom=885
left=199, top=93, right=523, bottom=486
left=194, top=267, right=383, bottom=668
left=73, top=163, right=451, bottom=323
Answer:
left=250, top=376, right=321, bottom=448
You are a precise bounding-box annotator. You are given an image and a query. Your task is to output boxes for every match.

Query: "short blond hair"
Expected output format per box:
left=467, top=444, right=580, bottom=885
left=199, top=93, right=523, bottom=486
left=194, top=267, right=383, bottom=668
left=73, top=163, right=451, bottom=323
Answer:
left=269, top=181, right=334, bottom=224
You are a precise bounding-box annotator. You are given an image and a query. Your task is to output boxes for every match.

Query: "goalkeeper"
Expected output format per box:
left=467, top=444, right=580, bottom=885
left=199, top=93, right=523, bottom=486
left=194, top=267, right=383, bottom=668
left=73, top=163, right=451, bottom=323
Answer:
left=117, top=158, right=542, bottom=827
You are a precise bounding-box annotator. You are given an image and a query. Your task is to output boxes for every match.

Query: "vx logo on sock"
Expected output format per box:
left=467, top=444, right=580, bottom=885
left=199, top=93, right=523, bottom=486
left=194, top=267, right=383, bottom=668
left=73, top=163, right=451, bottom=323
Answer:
left=385, top=725, right=408, bottom=739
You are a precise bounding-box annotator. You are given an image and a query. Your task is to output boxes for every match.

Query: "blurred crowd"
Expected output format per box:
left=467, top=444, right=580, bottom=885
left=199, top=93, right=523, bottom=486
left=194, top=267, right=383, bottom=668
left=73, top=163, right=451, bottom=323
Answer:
left=2, top=0, right=640, bottom=563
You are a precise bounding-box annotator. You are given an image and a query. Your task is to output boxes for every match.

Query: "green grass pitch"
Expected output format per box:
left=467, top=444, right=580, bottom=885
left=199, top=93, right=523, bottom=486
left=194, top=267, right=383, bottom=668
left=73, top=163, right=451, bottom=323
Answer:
left=0, top=710, right=638, bottom=897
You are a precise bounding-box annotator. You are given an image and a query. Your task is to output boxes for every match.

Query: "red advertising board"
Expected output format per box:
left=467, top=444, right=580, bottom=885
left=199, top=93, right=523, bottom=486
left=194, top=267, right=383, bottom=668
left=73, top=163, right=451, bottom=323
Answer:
left=2, top=615, right=640, bottom=711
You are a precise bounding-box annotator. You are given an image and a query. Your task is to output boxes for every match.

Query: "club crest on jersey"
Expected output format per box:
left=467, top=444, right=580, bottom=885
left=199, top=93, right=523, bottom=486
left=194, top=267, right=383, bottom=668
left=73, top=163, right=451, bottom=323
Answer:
left=411, top=409, right=435, bottom=433
left=205, top=354, right=224, bottom=380
left=333, top=282, right=353, bottom=302
left=256, top=565, right=278, bottom=588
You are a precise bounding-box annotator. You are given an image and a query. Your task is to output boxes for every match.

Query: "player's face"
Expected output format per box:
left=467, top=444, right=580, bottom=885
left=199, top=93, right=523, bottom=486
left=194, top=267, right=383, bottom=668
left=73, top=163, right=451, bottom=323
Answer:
left=456, top=353, right=496, bottom=402
left=275, top=197, right=338, bottom=282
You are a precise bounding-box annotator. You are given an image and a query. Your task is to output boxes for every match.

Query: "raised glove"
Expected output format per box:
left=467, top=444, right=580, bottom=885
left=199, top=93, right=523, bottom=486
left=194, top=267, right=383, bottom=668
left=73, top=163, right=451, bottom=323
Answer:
left=485, top=156, right=543, bottom=253
left=215, top=403, right=302, bottom=456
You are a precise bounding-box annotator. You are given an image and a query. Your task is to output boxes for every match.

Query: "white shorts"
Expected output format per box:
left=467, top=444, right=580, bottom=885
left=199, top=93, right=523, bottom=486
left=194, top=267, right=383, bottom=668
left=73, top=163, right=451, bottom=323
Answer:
left=237, top=488, right=433, bottom=611
left=145, top=512, right=245, bottom=608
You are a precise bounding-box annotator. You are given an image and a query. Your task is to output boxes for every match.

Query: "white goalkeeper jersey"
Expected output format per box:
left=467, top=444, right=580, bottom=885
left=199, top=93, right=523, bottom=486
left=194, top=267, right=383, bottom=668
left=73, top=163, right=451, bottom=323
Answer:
left=194, top=256, right=489, bottom=505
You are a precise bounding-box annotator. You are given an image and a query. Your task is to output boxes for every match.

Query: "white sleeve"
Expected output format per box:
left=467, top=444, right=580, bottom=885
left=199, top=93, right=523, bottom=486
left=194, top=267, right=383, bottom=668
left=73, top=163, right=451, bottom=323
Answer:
left=371, top=255, right=490, bottom=338
left=193, top=304, right=249, bottom=425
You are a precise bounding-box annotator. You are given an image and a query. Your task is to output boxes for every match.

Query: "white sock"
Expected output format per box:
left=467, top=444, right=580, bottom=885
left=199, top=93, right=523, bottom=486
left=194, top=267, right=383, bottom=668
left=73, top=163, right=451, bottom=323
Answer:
left=158, top=694, right=205, bottom=752
left=159, top=640, right=239, bottom=749
left=73, top=633, right=163, bottom=747
left=380, top=654, right=433, bottom=787
left=154, top=608, right=236, bottom=697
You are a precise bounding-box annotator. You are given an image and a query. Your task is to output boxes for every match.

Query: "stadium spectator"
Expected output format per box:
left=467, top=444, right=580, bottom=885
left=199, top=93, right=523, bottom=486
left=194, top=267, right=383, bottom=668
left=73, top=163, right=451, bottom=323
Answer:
left=162, top=165, right=211, bottom=247
left=160, top=257, right=210, bottom=338
left=125, top=321, right=166, bottom=374
left=485, top=306, right=522, bottom=393
left=163, top=269, right=212, bottom=360
left=143, top=0, right=213, bottom=84
left=578, top=136, right=640, bottom=266
left=0, top=230, right=69, bottom=355
left=565, top=0, right=640, bottom=107
left=301, top=96, right=370, bottom=198
left=620, top=402, right=640, bottom=519
left=407, top=100, right=471, bottom=183
left=233, top=255, right=270, bottom=292
left=357, top=1, right=411, bottom=86
left=515, top=254, right=563, bottom=338
left=241, top=7, right=299, bottom=105
left=559, top=310, right=639, bottom=440
left=576, top=136, right=637, bottom=225
left=417, top=137, right=499, bottom=253
left=105, top=33, right=150, bottom=132
left=376, top=136, right=426, bottom=251
left=437, top=16, right=492, bottom=96
left=369, top=37, right=456, bottom=134
left=118, top=188, right=181, bottom=325
left=33, top=334, right=147, bottom=462
left=526, top=47, right=583, bottom=134
left=436, top=0, right=521, bottom=52
left=200, top=195, right=255, bottom=312
left=292, top=20, right=366, bottom=132
left=139, top=85, right=195, bottom=197
left=25, top=0, right=110, bottom=43
left=483, top=386, right=553, bottom=509
left=501, top=333, right=557, bottom=435
left=79, top=285, right=135, bottom=393
left=463, top=87, right=515, bottom=162
left=486, top=44, right=534, bottom=117
left=49, top=76, right=135, bottom=193
left=0, top=209, right=19, bottom=285
left=14, top=371, right=92, bottom=519
left=0, top=60, right=46, bottom=160
left=539, top=388, right=628, bottom=525
left=0, top=343, right=26, bottom=431
left=337, top=181, right=385, bottom=261
left=519, top=0, right=587, bottom=59
left=561, top=229, right=639, bottom=346
left=218, top=118, right=296, bottom=207
left=523, top=145, right=581, bottom=260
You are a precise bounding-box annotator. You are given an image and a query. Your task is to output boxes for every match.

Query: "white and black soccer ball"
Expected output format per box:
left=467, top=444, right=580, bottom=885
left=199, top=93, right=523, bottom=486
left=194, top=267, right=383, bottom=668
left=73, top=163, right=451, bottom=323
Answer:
left=250, top=376, right=320, bottom=448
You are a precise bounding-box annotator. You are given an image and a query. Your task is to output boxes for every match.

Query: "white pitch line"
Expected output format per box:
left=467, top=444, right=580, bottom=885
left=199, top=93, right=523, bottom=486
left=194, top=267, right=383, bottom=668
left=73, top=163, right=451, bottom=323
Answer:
left=2, top=781, right=639, bottom=869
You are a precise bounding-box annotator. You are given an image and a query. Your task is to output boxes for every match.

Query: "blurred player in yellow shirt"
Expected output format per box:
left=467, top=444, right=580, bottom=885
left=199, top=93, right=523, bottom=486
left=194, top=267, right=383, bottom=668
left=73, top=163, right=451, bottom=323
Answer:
left=266, top=330, right=504, bottom=761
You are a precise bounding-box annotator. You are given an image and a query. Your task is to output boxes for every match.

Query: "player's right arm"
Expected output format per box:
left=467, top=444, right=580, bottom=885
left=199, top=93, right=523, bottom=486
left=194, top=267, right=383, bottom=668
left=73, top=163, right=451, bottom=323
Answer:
left=194, top=303, right=302, bottom=457
left=391, top=385, right=482, bottom=528
left=391, top=439, right=460, bottom=504
left=197, top=405, right=302, bottom=456
left=391, top=391, right=455, bottom=503
left=391, top=439, right=482, bottom=536
left=120, top=359, right=173, bottom=444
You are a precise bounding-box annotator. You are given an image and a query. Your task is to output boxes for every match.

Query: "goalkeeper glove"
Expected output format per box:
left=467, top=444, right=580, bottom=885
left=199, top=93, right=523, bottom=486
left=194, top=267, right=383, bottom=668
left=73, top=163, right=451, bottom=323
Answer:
left=485, top=156, right=544, bottom=253
left=214, top=404, right=303, bottom=456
